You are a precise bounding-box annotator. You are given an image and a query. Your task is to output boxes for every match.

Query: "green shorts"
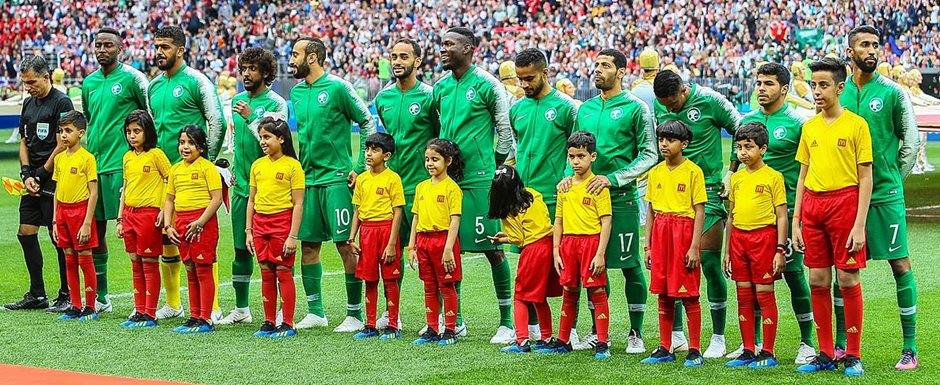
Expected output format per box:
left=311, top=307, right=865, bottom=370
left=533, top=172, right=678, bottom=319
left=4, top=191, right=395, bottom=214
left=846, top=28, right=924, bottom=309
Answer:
left=299, top=184, right=353, bottom=243
left=606, top=191, right=641, bottom=269
left=784, top=210, right=804, bottom=273
left=459, top=187, right=500, bottom=253
left=94, top=171, right=122, bottom=221
left=400, top=193, right=415, bottom=246
left=703, top=183, right=727, bottom=234
left=865, top=203, right=909, bottom=260
left=231, top=194, right=248, bottom=250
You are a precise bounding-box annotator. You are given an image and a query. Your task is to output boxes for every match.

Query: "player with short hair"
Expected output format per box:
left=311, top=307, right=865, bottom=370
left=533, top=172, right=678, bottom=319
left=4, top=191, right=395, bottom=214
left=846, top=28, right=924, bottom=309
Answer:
left=288, top=36, right=377, bottom=332
left=654, top=69, right=742, bottom=358
left=81, top=27, right=151, bottom=313
left=841, top=25, right=920, bottom=370
left=218, top=47, right=289, bottom=326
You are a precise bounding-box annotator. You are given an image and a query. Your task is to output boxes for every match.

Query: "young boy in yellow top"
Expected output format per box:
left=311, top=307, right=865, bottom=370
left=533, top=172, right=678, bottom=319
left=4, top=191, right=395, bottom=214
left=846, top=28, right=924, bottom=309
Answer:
left=641, top=120, right=707, bottom=367
left=52, top=111, right=100, bottom=321
left=538, top=131, right=613, bottom=360
left=349, top=133, right=405, bottom=341
left=723, top=122, right=788, bottom=369
left=793, top=58, right=873, bottom=377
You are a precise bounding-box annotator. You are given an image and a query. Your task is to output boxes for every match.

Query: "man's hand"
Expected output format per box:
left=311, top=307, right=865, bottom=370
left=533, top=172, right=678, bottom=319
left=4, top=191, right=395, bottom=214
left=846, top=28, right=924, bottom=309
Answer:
left=487, top=231, right=511, bottom=245
left=719, top=170, right=733, bottom=198
left=556, top=176, right=572, bottom=193
left=25, top=177, right=39, bottom=195
left=234, top=100, right=251, bottom=120
left=348, top=171, right=357, bottom=188
left=587, top=175, right=612, bottom=195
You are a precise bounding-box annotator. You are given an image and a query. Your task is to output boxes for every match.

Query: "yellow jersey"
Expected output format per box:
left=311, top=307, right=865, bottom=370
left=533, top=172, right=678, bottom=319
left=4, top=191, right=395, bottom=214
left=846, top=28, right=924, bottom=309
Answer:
left=729, top=165, right=786, bottom=230
left=249, top=155, right=305, bottom=214
left=645, top=159, right=708, bottom=219
left=352, top=167, right=405, bottom=221
left=166, top=157, right=222, bottom=211
left=122, top=148, right=171, bottom=208
left=501, top=188, right=553, bottom=246
left=412, top=176, right=462, bottom=232
left=556, top=173, right=612, bottom=235
left=53, top=147, right=98, bottom=203
left=796, top=110, right=873, bottom=192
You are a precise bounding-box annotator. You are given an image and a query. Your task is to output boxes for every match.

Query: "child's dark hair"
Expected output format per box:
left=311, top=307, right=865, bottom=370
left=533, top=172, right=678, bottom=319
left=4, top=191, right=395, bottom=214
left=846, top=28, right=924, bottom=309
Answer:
left=656, top=120, right=692, bottom=142
left=365, top=132, right=395, bottom=154
left=59, top=110, right=86, bottom=131
left=566, top=131, right=596, bottom=153
left=808, top=57, right=847, bottom=84
left=179, top=125, right=209, bottom=158
left=734, top=122, right=769, bottom=148
left=124, top=109, right=157, bottom=150
left=426, top=138, right=464, bottom=181
left=488, top=165, right=533, bottom=219
left=258, top=116, right=296, bottom=159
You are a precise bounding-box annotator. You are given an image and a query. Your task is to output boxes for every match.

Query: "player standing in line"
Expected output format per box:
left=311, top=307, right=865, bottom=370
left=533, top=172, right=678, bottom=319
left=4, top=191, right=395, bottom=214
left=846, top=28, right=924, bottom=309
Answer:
left=840, top=25, right=920, bottom=370
left=218, top=47, right=289, bottom=326
left=288, top=37, right=377, bottom=331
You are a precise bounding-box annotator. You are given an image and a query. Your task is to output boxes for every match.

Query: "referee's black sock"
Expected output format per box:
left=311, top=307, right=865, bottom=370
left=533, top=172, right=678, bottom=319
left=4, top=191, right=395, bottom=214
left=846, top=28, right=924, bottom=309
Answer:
left=18, top=233, right=45, bottom=298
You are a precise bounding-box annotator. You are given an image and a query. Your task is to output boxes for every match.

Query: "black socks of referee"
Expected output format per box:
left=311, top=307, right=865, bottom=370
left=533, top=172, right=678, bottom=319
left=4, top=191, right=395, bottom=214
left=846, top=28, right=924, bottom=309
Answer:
left=19, top=233, right=45, bottom=297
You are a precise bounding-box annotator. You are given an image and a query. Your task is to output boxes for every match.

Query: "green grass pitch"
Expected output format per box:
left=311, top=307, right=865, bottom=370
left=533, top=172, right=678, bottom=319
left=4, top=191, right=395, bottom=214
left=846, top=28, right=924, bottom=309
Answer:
left=0, top=137, right=938, bottom=384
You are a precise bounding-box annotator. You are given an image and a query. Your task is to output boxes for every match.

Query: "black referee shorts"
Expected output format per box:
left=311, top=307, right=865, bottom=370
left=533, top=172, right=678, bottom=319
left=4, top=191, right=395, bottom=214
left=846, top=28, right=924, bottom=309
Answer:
left=19, top=194, right=54, bottom=227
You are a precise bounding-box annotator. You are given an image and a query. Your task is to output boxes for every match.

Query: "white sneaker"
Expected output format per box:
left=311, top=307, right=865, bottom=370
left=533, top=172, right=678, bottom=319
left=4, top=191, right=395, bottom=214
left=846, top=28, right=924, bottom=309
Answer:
left=528, top=324, right=542, bottom=341
left=573, top=332, right=597, bottom=350
left=671, top=331, right=689, bottom=352
left=155, top=305, right=183, bottom=320
left=333, top=316, right=364, bottom=332
left=455, top=321, right=468, bottom=337
left=795, top=342, right=816, bottom=364
left=925, top=163, right=936, bottom=172
left=95, top=298, right=113, bottom=313
left=128, top=309, right=137, bottom=319
left=626, top=330, right=646, bottom=354
left=569, top=329, right=581, bottom=346
left=726, top=343, right=762, bottom=358
left=489, top=325, right=515, bottom=344
left=703, top=334, right=727, bottom=358
left=376, top=311, right=404, bottom=330
left=217, top=307, right=252, bottom=325
left=210, top=310, right=223, bottom=323
left=295, top=313, right=328, bottom=329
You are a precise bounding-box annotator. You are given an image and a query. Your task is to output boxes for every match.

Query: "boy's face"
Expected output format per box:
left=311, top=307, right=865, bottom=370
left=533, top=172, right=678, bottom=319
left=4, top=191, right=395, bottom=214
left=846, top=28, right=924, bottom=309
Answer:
left=810, top=71, right=844, bottom=110
left=566, top=146, right=596, bottom=175
left=178, top=133, right=201, bottom=162
left=125, top=122, right=144, bottom=150
left=735, top=138, right=766, bottom=167
left=58, top=123, right=83, bottom=148
left=364, top=145, right=390, bottom=168
left=658, top=136, right=687, bottom=159
left=259, top=129, right=282, bottom=156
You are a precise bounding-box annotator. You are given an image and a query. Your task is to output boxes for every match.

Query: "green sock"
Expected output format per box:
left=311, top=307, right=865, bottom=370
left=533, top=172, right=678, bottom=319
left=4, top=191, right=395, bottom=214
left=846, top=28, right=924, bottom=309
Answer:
left=754, top=303, right=763, bottom=343
left=623, top=267, right=648, bottom=336
left=455, top=281, right=463, bottom=325
left=833, top=281, right=846, bottom=349
left=701, top=250, right=727, bottom=335
left=673, top=300, right=684, bottom=332
left=895, top=270, right=918, bottom=353
left=345, top=273, right=363, bottom=319
left=785, top=270, right=815, bottom=346
left=527, top=302, right=539, bottom=325
left=491, top=257, right=513, bottom=327
left=232, top=248, right=253, bottom=308
left=302, top=263, right=324, bottom=317
left=93, top=252, right=108, bottom=302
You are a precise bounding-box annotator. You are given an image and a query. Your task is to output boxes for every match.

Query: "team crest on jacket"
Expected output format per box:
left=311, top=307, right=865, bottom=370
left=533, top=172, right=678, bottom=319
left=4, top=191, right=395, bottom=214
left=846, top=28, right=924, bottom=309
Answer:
left=609, top=107, right=623, bottom=120
left=318, top=91, right=329, bottom=105
left=254, top=107, right=265, bottom=118
left=111, top=83, right=123, bottom=95
left=773, top=126, right=786, bottom=140
left=409, top=102, right=421, bottom=116
left=173, top=85, right=184, bottom=98
left=544, top=108, right=557, bottom=121
left=465, top=88, right=476, bottom=101
left=869, top=97, right=883, bottom=112
left=687, top=107, right=701, bottom=122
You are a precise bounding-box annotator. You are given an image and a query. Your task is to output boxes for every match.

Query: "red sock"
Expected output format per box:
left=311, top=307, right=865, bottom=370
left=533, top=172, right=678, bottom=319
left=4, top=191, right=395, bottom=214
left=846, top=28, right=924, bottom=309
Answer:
left=65, top=254, right=81, bottom=310
left=383, top=280, right=400, bottom=330
left=260, top=268, right=277, bottom=324
left=142, top=260, right=161, bottom=318
left=657, top=295, right=676, bottom=350
left=513, top=299, right=529, bottom=344
left=533, top=301, right=553, bottom=341
left=810, top=285, right=834, bottom=358
left=558, top=289, right=579, bottom=344
left=840, top=283, right=863, bottom=358
left=441, top=282, right=458, bottom=332
left=77, top=255, right=96, bottom=311
left=131, top=259, right=146, bottom=315
left=755, top=290, right=778, bottom=354
left=186, top=267, right=200, bottom=319
left=682, top=297, right=701, bottom=351
left=365, top=280, right=378, bottom=328
left=423, top=280, right=440, bottom=333
left=276, top=268, right=296, bottom=327
left=736, top=286, right=756, bottom=352
left=195, top=264, right=214, bottom=321
left=590, top=290, right=610, bottom=344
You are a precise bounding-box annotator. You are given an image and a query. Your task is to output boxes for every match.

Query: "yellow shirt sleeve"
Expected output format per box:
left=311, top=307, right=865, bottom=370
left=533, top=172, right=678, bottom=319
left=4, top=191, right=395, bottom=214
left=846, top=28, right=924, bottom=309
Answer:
left=855, top=118, right=873, bottom=164
left=155, top=150, right=172, bottom=179
left=166, top=164, right=178, bottom=196
left=204, top=161, right=222, bottom=192
left=351, top=174, right=364, bottom=206
left=795, top=126, right=810, bottom=165
left=291, top=162, right=305, bottom=190
left=555, top=190, right=565, bottom=219
left=596, top=187, right=612, bottom=217
left=691, top=166, right=707, bottom=206
left=85, top=151, right=98, bottom=182
left=771, top=170, right=787, bottom=207
left=448, top=181, right=462, bottom=216
left=52, top=153, right=61, bottom=182
left=390, top=174, right=405, bottom=208
left=249, top=161, right=258, bottom=188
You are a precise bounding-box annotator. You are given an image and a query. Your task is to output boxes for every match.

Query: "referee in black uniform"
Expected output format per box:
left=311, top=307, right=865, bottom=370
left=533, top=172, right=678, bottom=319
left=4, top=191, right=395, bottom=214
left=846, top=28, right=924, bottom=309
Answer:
left=3, top=55, right=72, bottom=312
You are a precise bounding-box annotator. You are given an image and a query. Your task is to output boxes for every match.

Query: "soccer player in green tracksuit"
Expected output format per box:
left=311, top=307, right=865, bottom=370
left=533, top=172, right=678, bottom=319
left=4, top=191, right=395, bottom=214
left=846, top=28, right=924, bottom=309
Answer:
left=841, top=26, right=920, bottom=370
left=218, top=47, right=289, bottom=326
left=147, top=26, right=227, bottom=320
left=372, top=38, right=438, bottom=331
left=288, top=37, right=377, bottom=332
left=569, top=49, right=657, bottom=354
left=81, top=27, right=150, bottom=313
left=432, top=27, right=516, bottom=344
left=510, top=48, right=584, bottom=346
left=735, top=62, right=817, bottom=364
left=654, top=69, right=741, bottom=358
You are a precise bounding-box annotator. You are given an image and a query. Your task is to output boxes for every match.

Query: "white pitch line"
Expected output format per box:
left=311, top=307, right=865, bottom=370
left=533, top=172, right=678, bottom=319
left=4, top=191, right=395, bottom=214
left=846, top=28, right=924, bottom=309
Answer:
left=906, top=205, right=940, bottom=211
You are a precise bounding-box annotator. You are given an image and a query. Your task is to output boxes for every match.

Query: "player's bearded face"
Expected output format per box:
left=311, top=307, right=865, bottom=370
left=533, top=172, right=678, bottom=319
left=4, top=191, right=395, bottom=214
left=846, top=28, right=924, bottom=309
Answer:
left=94, top=35, right=120, bottom=67
left=240, top=63, right=262, bottom=92
left=516, top=64, right=545, bottom=98
left=849, top=34, right=880, bottom=73
left=592, top=57, right=619, bottom=91
left=390, top=44, right=417, bottom=80
left=288, top=41, right=311, bottom=79
left=755, top=74, right=784, bottom=107
left=155, top=39, right=181, bottom=71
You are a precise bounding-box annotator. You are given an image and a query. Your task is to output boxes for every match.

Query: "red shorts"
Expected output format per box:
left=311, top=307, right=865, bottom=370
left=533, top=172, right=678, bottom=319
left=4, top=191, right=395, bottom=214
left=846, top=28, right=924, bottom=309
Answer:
left=122, top=206, right=162, bottom=257
left=729, top=225, right=779, bottom=284
left=649, top=214, right=700, bottom=297
left=801, top=187, right=867, bottom=270
left=54, top=200, right=99, bottom=251
left=252, top=210, right=294, bottom=267
left=559, top=234, right=606, bottom=288
left=415, top=231, right=461, bottom=284
left=355, top=220, right=402, bottom=281
left=174, top=209, right=218, bottom=264
left=515, top=235, right=562, bottom=302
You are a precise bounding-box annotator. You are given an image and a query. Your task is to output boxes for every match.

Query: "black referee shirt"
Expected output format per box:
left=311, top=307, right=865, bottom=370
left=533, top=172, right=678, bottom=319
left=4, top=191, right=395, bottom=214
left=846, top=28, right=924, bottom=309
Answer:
left=19, top=87, right=73, bottom=168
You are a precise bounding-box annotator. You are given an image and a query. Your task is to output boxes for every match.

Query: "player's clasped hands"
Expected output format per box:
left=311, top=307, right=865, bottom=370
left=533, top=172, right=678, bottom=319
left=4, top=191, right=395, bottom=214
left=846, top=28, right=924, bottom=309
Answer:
left=233, top=100, right=251, bottom=120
